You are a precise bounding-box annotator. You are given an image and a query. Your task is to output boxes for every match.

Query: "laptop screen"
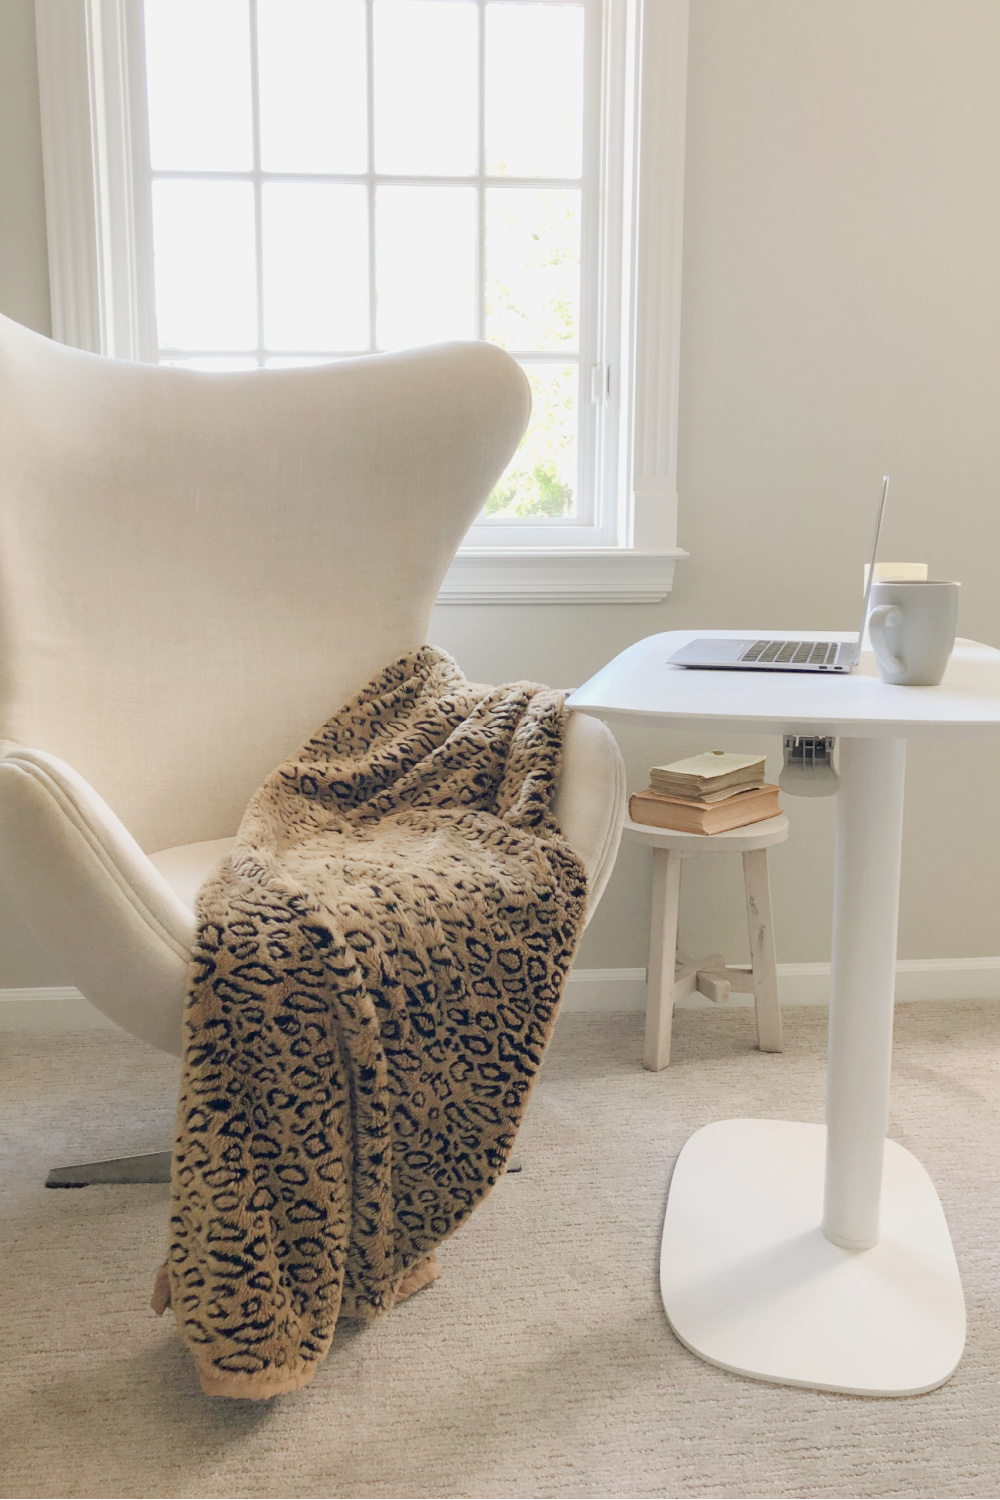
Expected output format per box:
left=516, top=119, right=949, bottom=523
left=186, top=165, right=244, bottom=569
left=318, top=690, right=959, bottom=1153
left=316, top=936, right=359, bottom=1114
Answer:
left=851, top=476, right=889, bottom=666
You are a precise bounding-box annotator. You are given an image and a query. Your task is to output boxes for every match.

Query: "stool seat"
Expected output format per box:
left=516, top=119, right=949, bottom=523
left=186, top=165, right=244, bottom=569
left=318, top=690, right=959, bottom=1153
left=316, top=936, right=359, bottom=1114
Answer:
left=624, top=813, right=789, bottom=854
left=626, top=812, right=788, bottom=1069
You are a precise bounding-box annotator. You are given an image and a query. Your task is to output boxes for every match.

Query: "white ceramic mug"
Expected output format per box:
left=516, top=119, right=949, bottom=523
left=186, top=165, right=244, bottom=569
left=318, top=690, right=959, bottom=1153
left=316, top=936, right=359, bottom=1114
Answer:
left=867, top=580, right=960, bottom=686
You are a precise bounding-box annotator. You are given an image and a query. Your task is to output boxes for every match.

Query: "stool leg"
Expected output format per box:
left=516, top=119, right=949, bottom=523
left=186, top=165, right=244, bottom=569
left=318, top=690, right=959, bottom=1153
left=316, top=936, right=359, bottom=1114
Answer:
left=644, top=848, right=682, bottom=1070
left=742, top=847, right=783, bottom=1053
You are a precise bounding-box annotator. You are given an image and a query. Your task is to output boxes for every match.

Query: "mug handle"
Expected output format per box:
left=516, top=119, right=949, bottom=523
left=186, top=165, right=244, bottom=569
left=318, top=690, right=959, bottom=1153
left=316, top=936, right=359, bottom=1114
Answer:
left=868, top=603, right=906, bottom=676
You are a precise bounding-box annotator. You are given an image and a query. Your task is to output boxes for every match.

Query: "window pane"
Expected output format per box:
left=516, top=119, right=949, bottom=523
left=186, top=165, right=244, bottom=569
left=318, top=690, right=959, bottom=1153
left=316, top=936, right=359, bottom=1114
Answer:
left=144, top=0, right=252, bottom=171
left=485, top=364, right=577, bottom=518
left=374, top=0, right=477, bottom=176
left=485, top=3, right=584, bottom=178
left=257, top=0, right=367, bottom=174
left=376, top=186, right=476, bottom=349
left=262, top=183, right=369, bottom=352
left=264, top=356, right=337, bottom=368
left=152, top=180, right=257, bottom=350
left=486, top=188, right=580, bottom=351
left=161, top=357, right=259, bottom=370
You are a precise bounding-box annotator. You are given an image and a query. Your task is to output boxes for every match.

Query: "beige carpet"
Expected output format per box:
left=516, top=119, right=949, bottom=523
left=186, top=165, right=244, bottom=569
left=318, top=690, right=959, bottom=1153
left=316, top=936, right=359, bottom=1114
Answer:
left=2, top=1002, right=999, bottom=1500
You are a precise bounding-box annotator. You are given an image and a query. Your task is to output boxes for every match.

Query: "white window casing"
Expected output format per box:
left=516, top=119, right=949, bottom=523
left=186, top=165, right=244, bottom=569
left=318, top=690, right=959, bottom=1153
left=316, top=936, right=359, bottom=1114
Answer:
left=34, top=0, right=155, bottom=362
left=34, top=0, right=689, bottom=604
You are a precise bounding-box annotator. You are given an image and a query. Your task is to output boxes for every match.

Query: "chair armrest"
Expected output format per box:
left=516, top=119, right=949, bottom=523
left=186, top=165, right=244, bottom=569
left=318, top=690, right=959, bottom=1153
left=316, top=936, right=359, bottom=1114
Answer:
left=0, top=749, right=193, bottom=1055
left=553, top=713, right=626, bottom=926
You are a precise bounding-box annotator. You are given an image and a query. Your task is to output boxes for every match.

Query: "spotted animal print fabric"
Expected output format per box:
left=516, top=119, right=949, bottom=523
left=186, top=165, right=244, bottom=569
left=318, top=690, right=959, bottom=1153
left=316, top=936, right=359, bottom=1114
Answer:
left=158, top=646, right=588, bottom=1399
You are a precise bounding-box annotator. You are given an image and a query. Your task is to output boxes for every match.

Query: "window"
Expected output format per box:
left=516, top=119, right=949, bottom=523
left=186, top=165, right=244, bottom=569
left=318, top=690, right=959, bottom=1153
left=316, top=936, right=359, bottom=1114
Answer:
left=35, top=0, right=688, bottom=601
left=144, top=0, right=595, bottom=534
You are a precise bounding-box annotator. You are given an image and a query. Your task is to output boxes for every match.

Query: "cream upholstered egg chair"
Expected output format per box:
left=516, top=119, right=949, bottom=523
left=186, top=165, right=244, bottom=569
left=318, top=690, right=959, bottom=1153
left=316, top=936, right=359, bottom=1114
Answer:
left=0, top=315, right=626, bottom=1185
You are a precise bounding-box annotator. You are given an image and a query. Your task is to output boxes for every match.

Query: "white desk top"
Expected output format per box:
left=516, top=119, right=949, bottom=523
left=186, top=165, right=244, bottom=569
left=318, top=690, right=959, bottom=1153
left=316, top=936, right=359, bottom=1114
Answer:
left=566, top=631, right=1000, bottom=738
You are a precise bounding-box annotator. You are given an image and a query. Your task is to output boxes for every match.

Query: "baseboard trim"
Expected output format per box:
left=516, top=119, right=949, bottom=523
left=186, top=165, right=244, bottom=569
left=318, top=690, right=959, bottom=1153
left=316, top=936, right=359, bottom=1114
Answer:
left=0, top=986, right=116, bottom=1032
left=3, top=962, right=1000, bottom=1033
left=560, top=959, right=1000, bottom=1013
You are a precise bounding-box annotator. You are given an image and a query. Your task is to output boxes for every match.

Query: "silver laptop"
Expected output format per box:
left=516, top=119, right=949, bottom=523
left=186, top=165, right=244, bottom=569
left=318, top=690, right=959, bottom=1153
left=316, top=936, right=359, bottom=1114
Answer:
left=668, top=476, right=889, bottom=674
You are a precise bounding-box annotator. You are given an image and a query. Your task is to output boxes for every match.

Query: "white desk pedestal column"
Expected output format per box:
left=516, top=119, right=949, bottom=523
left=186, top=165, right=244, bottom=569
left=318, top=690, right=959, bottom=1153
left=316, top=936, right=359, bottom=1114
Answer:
left=823, top=736, right=905, bottom=1249
left=659, top=735, right=966, bottom=1396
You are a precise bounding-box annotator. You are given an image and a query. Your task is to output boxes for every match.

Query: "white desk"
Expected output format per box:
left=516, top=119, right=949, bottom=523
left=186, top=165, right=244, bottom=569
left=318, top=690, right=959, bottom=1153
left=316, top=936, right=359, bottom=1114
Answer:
left=567, top=630, right=1000, bottom=1396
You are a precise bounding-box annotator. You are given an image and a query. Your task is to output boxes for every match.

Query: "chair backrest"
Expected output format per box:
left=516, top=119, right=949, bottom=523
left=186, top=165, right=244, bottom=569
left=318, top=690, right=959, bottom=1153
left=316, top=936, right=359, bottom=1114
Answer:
left=0, top=317, right=529, bottom=850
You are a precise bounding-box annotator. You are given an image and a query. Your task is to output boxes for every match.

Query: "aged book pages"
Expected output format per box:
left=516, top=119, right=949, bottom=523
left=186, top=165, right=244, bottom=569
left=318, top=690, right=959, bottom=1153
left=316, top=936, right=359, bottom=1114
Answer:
left=649, top=750, right=766, bottom=800
left=630, top=783, right=780, bottom=835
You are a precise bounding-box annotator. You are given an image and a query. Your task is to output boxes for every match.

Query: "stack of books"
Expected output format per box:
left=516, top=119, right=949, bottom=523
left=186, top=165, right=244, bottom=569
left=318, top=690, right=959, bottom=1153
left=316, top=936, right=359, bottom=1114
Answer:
left=629, top=751, right=781, bottom=835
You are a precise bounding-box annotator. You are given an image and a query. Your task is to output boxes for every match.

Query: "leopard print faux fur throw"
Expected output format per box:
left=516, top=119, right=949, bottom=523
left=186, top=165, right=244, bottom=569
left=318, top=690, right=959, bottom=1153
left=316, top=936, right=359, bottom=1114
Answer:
left=154, top=646, right=588, bottom=1399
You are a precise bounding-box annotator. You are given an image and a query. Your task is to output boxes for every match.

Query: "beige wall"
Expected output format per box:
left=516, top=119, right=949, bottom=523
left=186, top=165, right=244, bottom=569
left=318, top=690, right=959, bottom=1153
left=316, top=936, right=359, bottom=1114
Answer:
left=2, top=0, right=1000, bottom=986
left=0, top=0, right=50, bottom=337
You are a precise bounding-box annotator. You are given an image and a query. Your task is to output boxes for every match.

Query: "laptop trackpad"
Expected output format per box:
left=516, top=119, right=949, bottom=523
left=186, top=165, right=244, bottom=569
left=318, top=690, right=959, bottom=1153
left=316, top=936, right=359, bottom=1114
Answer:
left=669, top=639, right=756, bottom=667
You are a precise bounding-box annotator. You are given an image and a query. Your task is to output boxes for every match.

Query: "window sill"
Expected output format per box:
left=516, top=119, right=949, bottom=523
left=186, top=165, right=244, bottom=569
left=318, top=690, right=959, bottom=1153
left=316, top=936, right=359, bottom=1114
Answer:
left=436, top=548, right=688, bottom=605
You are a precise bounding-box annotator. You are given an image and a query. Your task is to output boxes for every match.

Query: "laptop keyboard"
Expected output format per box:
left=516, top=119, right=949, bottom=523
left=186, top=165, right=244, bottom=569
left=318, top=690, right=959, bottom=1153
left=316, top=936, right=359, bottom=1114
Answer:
left=741, top=640, right=840, bottom=666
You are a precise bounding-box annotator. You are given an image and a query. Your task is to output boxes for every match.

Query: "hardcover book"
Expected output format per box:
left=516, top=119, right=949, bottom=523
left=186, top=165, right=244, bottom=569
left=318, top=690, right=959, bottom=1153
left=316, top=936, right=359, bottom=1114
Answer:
left=629, top=783, right=781, bottom=835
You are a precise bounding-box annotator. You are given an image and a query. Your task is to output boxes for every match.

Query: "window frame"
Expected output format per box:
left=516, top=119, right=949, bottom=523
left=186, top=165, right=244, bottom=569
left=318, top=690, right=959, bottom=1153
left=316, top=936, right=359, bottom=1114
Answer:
left=34, top=0, right=689, bottom=603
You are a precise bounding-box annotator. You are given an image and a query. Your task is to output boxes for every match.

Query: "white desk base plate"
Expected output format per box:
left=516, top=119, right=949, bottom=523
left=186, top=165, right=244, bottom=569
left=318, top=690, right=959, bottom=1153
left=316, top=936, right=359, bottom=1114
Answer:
left=660, top=1120, right=965, bottom=1396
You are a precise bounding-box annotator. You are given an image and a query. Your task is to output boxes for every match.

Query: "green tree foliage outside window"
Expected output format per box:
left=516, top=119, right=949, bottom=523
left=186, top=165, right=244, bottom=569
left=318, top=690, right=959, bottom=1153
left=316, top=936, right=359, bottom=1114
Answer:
left=484, top=187, right=580, bottom=519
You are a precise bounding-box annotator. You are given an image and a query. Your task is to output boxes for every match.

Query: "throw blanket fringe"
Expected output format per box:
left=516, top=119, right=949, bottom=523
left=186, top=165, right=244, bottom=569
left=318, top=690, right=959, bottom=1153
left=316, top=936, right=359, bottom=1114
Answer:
left=155, top=647, right=587, bottom=1399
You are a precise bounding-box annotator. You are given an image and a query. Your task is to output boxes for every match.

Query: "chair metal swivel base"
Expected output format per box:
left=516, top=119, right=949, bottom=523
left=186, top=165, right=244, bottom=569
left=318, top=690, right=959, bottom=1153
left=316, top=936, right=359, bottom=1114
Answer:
left=45, top=1150, right=172, bottom=1187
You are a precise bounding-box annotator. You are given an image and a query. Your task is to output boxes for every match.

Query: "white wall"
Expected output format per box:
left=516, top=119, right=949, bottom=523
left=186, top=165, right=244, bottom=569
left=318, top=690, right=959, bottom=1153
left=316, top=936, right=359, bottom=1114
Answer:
left=2, top=0, right=1000, bottom=988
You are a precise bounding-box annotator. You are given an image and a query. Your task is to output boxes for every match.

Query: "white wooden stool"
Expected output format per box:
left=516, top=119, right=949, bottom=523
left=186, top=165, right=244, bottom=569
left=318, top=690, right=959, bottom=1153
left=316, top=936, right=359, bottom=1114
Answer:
left=625, top=814, right=789, bottom=1070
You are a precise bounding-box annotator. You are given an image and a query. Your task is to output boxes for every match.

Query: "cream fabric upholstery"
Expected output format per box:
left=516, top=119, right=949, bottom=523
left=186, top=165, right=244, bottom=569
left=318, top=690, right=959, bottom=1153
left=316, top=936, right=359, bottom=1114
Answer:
left=148, top=839, right=237, bottom=913
left=0, top=315, right=625, bottom=1058
left=0, top=317, right=531, bottom=851
left=0, top=750, right=194, bottom=1056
